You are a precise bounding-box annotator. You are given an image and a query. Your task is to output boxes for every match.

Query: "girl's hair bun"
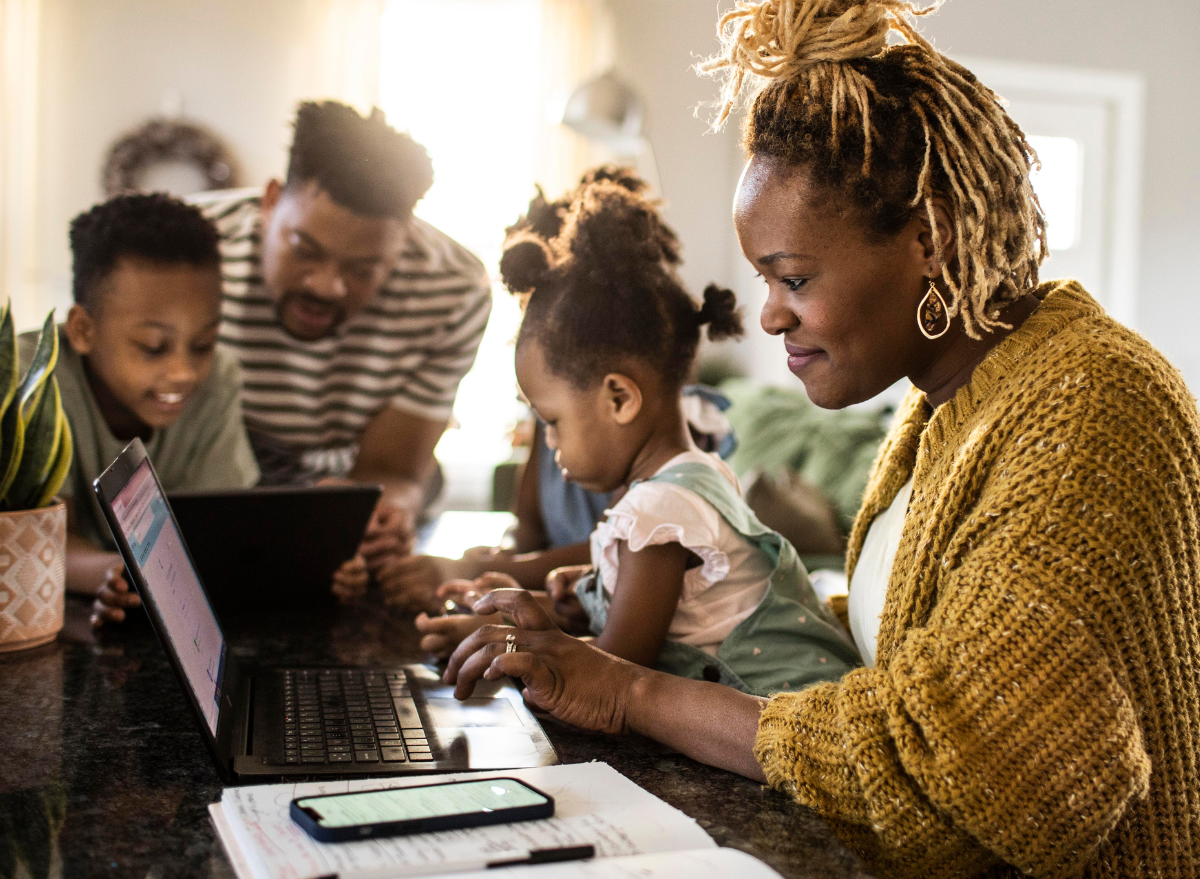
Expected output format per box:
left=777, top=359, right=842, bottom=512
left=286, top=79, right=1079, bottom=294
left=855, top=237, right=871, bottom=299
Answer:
left=697, top=283, right=744, bottom=341
left=506, top=186, right=567, bottom=241
left=579, top=164, right=650, bottom=195
left=499, top=232, right=552, bottom=295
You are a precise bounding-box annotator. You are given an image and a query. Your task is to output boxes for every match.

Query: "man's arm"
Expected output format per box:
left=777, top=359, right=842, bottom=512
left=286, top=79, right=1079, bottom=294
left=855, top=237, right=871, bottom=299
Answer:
left=348, top=406, right=446, bottom=568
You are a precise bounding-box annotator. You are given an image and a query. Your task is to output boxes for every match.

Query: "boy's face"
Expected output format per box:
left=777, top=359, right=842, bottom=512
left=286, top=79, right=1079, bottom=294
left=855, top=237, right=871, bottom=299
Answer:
left=66, top=257, right=222, bottom=432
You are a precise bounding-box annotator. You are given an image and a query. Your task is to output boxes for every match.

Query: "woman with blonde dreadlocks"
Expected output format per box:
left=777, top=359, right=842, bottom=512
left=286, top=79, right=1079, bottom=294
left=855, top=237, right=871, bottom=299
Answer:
left=441, top=2, right=1200, bottom=876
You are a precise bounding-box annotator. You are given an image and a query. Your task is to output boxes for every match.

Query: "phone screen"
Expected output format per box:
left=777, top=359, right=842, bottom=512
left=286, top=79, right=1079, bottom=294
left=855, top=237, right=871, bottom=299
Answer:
left=298, top=779, right=550, bottom=829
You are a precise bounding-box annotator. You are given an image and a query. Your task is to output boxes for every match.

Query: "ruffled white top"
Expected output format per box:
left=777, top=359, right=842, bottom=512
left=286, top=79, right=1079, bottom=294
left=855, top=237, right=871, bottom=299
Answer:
left=589, top=450, right=772, bottom=655
left=847, top=477, right=913, bottom=667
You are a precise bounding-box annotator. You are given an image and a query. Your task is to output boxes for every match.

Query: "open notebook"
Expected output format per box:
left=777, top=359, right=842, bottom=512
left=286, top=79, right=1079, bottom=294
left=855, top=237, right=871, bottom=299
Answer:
left=209, top=762, right=784, bottom=879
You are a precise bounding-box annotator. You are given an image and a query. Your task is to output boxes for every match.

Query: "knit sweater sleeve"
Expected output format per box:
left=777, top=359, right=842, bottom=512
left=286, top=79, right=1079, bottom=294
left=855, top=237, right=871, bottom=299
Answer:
left=755, top=376, right=1161, bottom=877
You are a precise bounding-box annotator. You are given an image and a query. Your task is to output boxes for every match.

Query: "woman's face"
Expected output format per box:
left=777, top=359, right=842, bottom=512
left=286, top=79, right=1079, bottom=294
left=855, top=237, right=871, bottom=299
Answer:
left=733, top=154, right=940, bottom=409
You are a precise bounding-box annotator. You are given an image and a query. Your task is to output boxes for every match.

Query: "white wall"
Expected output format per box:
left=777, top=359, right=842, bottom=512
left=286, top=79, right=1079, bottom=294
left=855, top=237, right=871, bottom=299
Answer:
left=24, top=0, right=1200, bottom=392
left=607, top=0, right=737, bottom=301
left=27, top=0, right=334, bottom=329
left=923, top=0, right=1200, bottom=391
left=609, top=0, right=1200, bottom=393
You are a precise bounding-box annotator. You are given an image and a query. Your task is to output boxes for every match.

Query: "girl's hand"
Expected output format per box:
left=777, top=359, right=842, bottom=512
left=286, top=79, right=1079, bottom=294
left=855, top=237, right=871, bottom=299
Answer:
left=331, top=555, right=369, bottom=604
left=444, top=589, right=644, bottom=735
left=91, top=565, right=140, bottom=627
left=544, top=564, right=590, bottom=600
left=543, top=565, right=592, bottom=634
left=436, top=571, right=522, bottom=606
left=414, top=610, right=501, bottom=658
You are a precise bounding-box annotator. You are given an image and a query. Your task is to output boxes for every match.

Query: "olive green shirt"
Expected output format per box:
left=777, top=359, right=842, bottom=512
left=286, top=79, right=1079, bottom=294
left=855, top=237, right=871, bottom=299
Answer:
left=19, top=326, right=260, bottom=549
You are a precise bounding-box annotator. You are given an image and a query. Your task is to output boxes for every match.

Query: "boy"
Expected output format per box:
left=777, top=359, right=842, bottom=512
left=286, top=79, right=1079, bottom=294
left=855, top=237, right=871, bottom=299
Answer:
left=21, top=193, right=261, bottom=625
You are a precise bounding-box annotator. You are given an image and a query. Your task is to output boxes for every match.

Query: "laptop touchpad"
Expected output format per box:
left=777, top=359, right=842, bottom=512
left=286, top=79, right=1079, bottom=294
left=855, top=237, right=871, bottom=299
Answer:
left=424, top=696, right=524, bottom=728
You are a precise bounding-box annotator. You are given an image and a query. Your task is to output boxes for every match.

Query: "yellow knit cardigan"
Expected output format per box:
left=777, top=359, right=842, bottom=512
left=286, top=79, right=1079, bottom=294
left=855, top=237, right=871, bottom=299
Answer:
left=755, top=281, right=1200, bottom=878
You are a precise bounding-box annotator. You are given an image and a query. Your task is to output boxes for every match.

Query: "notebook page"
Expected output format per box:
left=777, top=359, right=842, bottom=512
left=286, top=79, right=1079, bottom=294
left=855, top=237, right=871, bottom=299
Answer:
left=456, top=848, right=784, bottom=879
left=219, top=762, right=716, bottom=879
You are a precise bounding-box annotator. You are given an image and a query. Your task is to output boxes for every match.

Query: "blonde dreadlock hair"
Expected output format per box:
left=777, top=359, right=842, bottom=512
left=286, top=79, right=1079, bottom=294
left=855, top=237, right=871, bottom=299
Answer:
left=699, top=0, right=1048, bottom=338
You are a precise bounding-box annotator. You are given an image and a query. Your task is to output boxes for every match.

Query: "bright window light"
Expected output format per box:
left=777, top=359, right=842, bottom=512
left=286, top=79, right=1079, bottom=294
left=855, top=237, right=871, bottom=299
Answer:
left=1028, top=134, right=1082, bottom=251
left=380, top=1, right=544, bottom=506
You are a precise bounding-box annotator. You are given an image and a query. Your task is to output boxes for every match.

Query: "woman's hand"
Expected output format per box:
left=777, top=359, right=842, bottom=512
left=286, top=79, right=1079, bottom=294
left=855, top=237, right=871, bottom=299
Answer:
left=444, top=588, right=644, bottom=736
left=331, top=555, right=369, bottom=604
left=91, top=565, right=140, bottom=627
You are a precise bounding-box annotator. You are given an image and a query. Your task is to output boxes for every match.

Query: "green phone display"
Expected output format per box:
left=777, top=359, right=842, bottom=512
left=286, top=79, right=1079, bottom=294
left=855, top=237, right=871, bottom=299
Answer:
left=290, top=777, right=555, bottom=842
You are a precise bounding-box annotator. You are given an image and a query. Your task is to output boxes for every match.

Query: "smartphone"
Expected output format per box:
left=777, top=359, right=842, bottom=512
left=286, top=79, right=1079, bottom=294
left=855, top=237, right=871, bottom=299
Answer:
left=290, top=777, right=555, bottom=842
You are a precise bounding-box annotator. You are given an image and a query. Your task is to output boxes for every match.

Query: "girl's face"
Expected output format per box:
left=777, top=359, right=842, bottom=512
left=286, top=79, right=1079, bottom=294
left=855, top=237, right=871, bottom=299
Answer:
left=514, top=339, right=638, bottom=494
left=733, top=154, right=942, bottom=409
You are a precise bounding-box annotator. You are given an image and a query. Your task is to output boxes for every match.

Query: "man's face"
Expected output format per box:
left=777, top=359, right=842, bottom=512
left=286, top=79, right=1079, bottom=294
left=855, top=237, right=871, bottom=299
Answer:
left=259, top=179, right=410, bottom=341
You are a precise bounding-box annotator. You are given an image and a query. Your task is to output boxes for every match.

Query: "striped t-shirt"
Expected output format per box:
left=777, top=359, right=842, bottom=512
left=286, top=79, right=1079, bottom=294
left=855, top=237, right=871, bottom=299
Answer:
left=194, top=188, right=492, bottom=484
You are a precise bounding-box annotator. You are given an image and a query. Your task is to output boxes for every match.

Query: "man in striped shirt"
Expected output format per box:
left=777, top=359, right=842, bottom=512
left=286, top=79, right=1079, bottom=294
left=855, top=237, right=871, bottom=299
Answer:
left=193, top=101, right=491, bottom=580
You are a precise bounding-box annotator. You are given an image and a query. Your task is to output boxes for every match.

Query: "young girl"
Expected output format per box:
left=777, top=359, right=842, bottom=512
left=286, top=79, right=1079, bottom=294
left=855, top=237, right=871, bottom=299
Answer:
left=421, top=176, right=859, bottom=695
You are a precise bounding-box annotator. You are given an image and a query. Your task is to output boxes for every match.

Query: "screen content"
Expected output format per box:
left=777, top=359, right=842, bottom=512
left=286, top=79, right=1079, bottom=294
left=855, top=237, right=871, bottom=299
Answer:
left=112, top=459, right=226, bottom=735
left=301, top=779, right=549, bottom=828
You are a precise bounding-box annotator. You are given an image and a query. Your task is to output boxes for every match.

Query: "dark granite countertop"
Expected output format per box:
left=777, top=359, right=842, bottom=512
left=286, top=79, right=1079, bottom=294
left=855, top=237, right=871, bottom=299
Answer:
left=0, top=596, right=872, bottom=879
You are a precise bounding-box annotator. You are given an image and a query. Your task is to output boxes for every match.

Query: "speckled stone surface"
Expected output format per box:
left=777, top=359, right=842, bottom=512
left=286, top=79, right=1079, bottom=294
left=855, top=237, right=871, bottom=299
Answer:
left=0, top=597, right=873, bottom=879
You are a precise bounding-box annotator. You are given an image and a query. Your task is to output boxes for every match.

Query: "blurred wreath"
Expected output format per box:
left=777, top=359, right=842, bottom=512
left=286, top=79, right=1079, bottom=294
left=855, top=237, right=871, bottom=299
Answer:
left=102, top=118, right=241, bottom=197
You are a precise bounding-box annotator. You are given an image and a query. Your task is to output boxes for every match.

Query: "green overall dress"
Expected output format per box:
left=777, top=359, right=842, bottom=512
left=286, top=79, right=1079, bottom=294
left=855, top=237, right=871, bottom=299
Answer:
left=575, top=462, right=861, bottom=696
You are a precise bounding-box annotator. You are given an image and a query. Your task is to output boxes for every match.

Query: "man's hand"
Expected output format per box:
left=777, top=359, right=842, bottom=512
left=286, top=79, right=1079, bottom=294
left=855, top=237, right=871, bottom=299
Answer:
left=359, top=501, right=415, bottom=573
left=377, top=554, right=467, bottom=612
left=332, top=555, right=370, bottom=604
left=91, top=565, right=141, bottom=628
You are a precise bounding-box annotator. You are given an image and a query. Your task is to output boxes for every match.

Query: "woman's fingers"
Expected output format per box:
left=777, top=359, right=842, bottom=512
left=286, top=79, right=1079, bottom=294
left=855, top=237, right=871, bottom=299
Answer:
left=445, top=621, right=519, bottom=683
left=483, top=651, right=558, bottom=707
left=469, top=588, right=557, bottom=630
left=451, top=635, right=515, bottom=699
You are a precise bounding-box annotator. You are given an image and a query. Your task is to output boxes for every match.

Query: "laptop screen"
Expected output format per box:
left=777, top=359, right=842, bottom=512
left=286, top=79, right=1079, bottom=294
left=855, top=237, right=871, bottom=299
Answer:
left=111, top=459, right=226, bottom=735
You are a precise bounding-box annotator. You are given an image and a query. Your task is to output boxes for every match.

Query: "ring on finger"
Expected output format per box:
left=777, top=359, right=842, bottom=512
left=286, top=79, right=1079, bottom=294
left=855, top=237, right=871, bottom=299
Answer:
left=505, top=633, right=517, bottom=654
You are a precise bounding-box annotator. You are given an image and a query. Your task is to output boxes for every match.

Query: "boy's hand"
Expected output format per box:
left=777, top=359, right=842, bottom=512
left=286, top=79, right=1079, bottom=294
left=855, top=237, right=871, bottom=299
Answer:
left=415, top=610, right=502, bottom=658
left=91, top=565, right=140, bottom=628
left=331, top=555, right=369, bottom=604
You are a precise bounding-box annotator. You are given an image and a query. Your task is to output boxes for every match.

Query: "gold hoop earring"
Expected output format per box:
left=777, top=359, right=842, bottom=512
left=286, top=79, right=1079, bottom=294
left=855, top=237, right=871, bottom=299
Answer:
left=918, top=280, right=950, bottom=340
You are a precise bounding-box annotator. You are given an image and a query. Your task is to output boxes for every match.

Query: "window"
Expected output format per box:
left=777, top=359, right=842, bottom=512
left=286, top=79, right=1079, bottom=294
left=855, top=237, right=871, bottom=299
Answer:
left=962, top=57, right=1145, bottom=327
left=378, top=0, right=610, bottom=509
left=1028, top=134, right=1082, bottom=252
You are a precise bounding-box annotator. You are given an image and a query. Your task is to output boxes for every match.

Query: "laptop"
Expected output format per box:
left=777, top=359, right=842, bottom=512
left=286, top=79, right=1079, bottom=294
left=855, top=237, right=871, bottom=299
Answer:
left=94, top=438, right=559, bottom=782
left=168, top=484, right=380, bottom=616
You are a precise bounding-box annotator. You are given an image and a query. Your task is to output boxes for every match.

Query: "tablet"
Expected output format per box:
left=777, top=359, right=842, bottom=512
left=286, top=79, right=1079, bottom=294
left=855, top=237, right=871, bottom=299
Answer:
left=167, top=484, right=381, bottom=617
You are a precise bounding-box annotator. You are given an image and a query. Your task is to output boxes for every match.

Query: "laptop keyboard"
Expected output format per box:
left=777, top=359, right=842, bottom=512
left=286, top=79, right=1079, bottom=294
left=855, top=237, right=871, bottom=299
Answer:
left=281, top=669, right=435, bottom=765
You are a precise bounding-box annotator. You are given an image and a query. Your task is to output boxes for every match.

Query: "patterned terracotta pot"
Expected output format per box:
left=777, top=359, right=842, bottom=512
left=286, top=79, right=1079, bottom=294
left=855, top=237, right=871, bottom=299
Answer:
left=0, top=500, right=66, bottom=652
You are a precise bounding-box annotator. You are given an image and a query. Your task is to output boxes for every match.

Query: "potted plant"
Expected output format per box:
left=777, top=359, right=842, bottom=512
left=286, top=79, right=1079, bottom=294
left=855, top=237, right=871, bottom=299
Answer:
left=0, top=304, right=73, bottom=652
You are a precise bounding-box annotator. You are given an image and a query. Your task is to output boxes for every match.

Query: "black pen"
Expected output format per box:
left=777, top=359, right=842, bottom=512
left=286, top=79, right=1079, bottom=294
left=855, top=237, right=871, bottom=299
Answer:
left=487, top=844, right=596, bottom=868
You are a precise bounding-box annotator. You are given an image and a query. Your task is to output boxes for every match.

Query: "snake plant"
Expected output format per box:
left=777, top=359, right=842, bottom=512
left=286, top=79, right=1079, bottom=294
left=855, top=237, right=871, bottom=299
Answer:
left=0, top=303, right=73, bottom=511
